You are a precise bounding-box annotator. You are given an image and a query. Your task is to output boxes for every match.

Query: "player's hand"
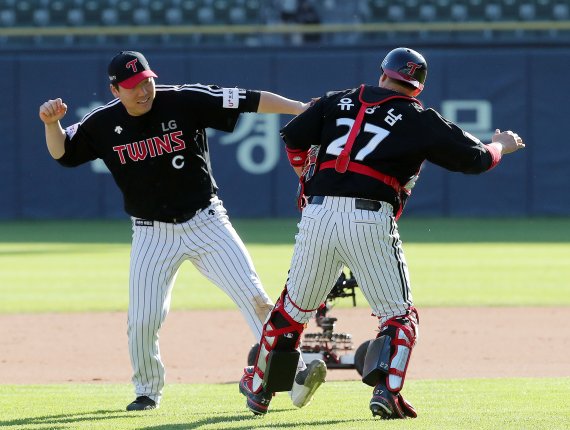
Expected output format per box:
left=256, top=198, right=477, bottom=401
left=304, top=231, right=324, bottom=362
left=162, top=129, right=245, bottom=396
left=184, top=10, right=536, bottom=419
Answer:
left=492, top=129, right=525, bottom=154
left=39, top=98, right=68, bottom=124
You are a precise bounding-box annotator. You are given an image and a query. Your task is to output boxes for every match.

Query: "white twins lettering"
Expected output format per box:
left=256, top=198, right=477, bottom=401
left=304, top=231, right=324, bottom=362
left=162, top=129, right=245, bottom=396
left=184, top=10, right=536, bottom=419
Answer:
left=112, top=130, right=186, bottom=164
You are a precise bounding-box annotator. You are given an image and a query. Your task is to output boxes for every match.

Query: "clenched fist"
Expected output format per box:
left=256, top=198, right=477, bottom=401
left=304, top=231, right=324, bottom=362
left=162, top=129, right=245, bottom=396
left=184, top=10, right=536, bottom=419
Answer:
left=39, top=98, right=68, bottom=124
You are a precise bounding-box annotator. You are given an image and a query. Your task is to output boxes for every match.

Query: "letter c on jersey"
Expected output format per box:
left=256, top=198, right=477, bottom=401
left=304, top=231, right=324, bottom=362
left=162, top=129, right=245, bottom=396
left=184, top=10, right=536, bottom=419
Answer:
left=172, top=155, right=185, bottom=169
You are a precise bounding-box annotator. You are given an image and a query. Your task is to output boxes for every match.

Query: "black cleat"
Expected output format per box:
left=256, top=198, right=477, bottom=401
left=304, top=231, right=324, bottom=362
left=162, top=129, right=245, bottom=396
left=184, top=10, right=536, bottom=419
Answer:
left=126, top=396, right=157, bottom=411
left=239, top=366, right=273, bottom=415
left=369, top=381, right=417, bottom=419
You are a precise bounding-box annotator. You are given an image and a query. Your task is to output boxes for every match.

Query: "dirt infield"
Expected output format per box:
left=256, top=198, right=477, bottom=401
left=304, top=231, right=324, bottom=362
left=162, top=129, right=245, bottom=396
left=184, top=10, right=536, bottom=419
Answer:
left=1, top=307, right=569, bottom=384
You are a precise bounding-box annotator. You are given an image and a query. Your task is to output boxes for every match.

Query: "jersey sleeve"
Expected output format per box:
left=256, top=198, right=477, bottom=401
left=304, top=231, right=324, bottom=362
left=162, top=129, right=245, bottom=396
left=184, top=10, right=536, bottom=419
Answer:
left=280, top=96, right=326, bottom=151
left=421, top=109, right=494, bottom=174
left=180, top=84, right=260, bottom=132
left=56, top=121, right=100, bottom=167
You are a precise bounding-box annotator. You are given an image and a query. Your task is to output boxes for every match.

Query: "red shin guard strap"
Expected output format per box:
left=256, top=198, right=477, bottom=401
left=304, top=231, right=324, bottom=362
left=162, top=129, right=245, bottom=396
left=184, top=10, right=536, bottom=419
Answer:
left=254, top=367, right=264, bottom=380
left=390, top=368, right=406, bottom=378
left=392, top=338, right=413, bottom=348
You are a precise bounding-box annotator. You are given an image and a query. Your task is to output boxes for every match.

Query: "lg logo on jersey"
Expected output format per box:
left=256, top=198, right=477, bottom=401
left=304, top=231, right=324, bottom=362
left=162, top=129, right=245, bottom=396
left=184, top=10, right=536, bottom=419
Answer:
left=162, top=120, right=177, bottom=132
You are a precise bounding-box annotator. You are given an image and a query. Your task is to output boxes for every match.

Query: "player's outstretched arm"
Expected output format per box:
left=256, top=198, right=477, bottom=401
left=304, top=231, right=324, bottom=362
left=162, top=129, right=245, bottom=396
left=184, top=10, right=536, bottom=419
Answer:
left=487, top=128, right=525, bottom=155
left=257, top=91, right=309, bottom=115
left=39, top=98, right=68, bottom=159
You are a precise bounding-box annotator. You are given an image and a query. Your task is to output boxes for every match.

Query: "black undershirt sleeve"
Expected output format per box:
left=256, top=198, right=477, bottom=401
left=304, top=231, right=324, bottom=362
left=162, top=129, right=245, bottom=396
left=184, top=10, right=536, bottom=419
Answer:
left=56, top=124, right=99, bottom=167
left=422, top=109, right=492, bottom=174
left=241, top=90, right=261, bottom=112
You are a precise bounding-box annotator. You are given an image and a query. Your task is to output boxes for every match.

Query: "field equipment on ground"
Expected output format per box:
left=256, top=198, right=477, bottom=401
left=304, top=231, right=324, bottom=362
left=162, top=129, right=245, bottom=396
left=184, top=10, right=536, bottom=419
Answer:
left=247, top=271, right=372, bottom=375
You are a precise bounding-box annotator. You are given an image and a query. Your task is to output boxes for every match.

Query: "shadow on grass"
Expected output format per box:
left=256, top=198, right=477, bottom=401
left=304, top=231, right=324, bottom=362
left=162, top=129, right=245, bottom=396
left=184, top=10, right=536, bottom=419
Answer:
left=0, top=409, right=125, bottom=429
left=0, top=409, right=372, bottom=430
left=0, top=408, right=375, bottom=430
left=142, top=411, right=366, bottom=429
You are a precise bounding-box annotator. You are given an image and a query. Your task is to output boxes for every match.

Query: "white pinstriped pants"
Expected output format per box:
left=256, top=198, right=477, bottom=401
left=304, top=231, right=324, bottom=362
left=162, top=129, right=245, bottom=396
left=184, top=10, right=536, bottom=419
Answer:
left=283, top=196, right=414, bottom=325
left=127, top=197, right=273, bottom=403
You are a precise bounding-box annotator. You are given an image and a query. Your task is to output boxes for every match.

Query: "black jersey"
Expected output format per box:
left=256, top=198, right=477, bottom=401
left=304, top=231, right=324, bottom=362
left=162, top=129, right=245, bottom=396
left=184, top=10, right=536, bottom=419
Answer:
left=58, top=84, right=260, bottom=222
left=281, top=85, right=496, bottom=214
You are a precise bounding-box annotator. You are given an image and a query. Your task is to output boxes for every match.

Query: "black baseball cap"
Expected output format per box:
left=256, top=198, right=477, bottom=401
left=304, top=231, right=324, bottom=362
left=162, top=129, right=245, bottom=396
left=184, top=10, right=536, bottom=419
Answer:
left=108, top=51, right=158, bottom=89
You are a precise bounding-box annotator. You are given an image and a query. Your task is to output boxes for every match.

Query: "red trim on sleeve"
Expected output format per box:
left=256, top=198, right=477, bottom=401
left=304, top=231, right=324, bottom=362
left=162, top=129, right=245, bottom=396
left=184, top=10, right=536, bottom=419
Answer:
left=485, top=143, right=502, bottom=170
left=286, top=147, right=309, bottom=167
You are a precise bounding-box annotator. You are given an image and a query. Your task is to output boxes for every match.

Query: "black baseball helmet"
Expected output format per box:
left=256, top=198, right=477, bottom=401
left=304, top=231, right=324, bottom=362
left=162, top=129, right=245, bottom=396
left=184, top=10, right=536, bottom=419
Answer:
left=381, top=47, right=427, bottom=94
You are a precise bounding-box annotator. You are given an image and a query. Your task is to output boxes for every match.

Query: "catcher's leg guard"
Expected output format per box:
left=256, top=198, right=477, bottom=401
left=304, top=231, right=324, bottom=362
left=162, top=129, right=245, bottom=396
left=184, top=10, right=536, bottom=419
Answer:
left=364, top=308, right=419, bottom=419
left=362, top=335, right=392, bottom=387
left=251, top=291, right=304, bottom=394
left=362, top=308, right=419, bottom=391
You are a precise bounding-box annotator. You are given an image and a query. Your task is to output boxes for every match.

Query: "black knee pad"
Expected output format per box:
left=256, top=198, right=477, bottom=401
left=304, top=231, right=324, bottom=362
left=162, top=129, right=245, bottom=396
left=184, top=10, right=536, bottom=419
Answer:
left=253, top=296, right=306, bottom=393
left=263, top=350, right=300, bottom=392
left=362, top=335, right=392, bottom=387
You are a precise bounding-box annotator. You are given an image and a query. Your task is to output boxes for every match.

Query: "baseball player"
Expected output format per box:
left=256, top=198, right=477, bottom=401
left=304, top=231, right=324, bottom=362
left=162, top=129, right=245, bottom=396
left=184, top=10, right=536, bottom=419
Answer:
left=239, top=47, right=525, bottom=417
left=38, top=50, right=326, bottom=411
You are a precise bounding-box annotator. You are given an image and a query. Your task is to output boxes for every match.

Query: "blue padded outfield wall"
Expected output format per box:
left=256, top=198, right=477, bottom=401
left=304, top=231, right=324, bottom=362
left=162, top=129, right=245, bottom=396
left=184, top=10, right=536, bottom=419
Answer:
left=2, top=46, right=569, bottom=219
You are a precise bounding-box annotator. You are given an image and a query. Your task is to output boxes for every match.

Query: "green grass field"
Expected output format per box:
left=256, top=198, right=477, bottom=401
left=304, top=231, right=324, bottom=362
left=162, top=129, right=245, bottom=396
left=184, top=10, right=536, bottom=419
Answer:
left=1, top=379, right=569, bottom=430
left=0, top=218, right=568, bottom=312
left=1, top=218, right=569, bottom=429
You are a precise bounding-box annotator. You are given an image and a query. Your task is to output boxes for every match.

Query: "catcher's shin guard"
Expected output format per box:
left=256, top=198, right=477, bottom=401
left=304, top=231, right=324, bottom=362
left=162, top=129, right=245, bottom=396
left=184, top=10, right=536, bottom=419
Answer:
left=251, top=291, right=304, bottom=394
left=362, top=308, right=419, bottom=391
left=362, top=335, right=392, bottom=387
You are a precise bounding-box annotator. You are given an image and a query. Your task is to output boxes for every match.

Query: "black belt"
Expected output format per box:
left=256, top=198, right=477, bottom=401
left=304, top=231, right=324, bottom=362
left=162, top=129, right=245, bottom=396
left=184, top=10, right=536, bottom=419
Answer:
left=308, top=195, right=383, bottom=211
left=137, top=214, right=195, bottom=225
left=168, top=214, right=195, bottom=224
left=143, top=203, right=211, bottom=224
